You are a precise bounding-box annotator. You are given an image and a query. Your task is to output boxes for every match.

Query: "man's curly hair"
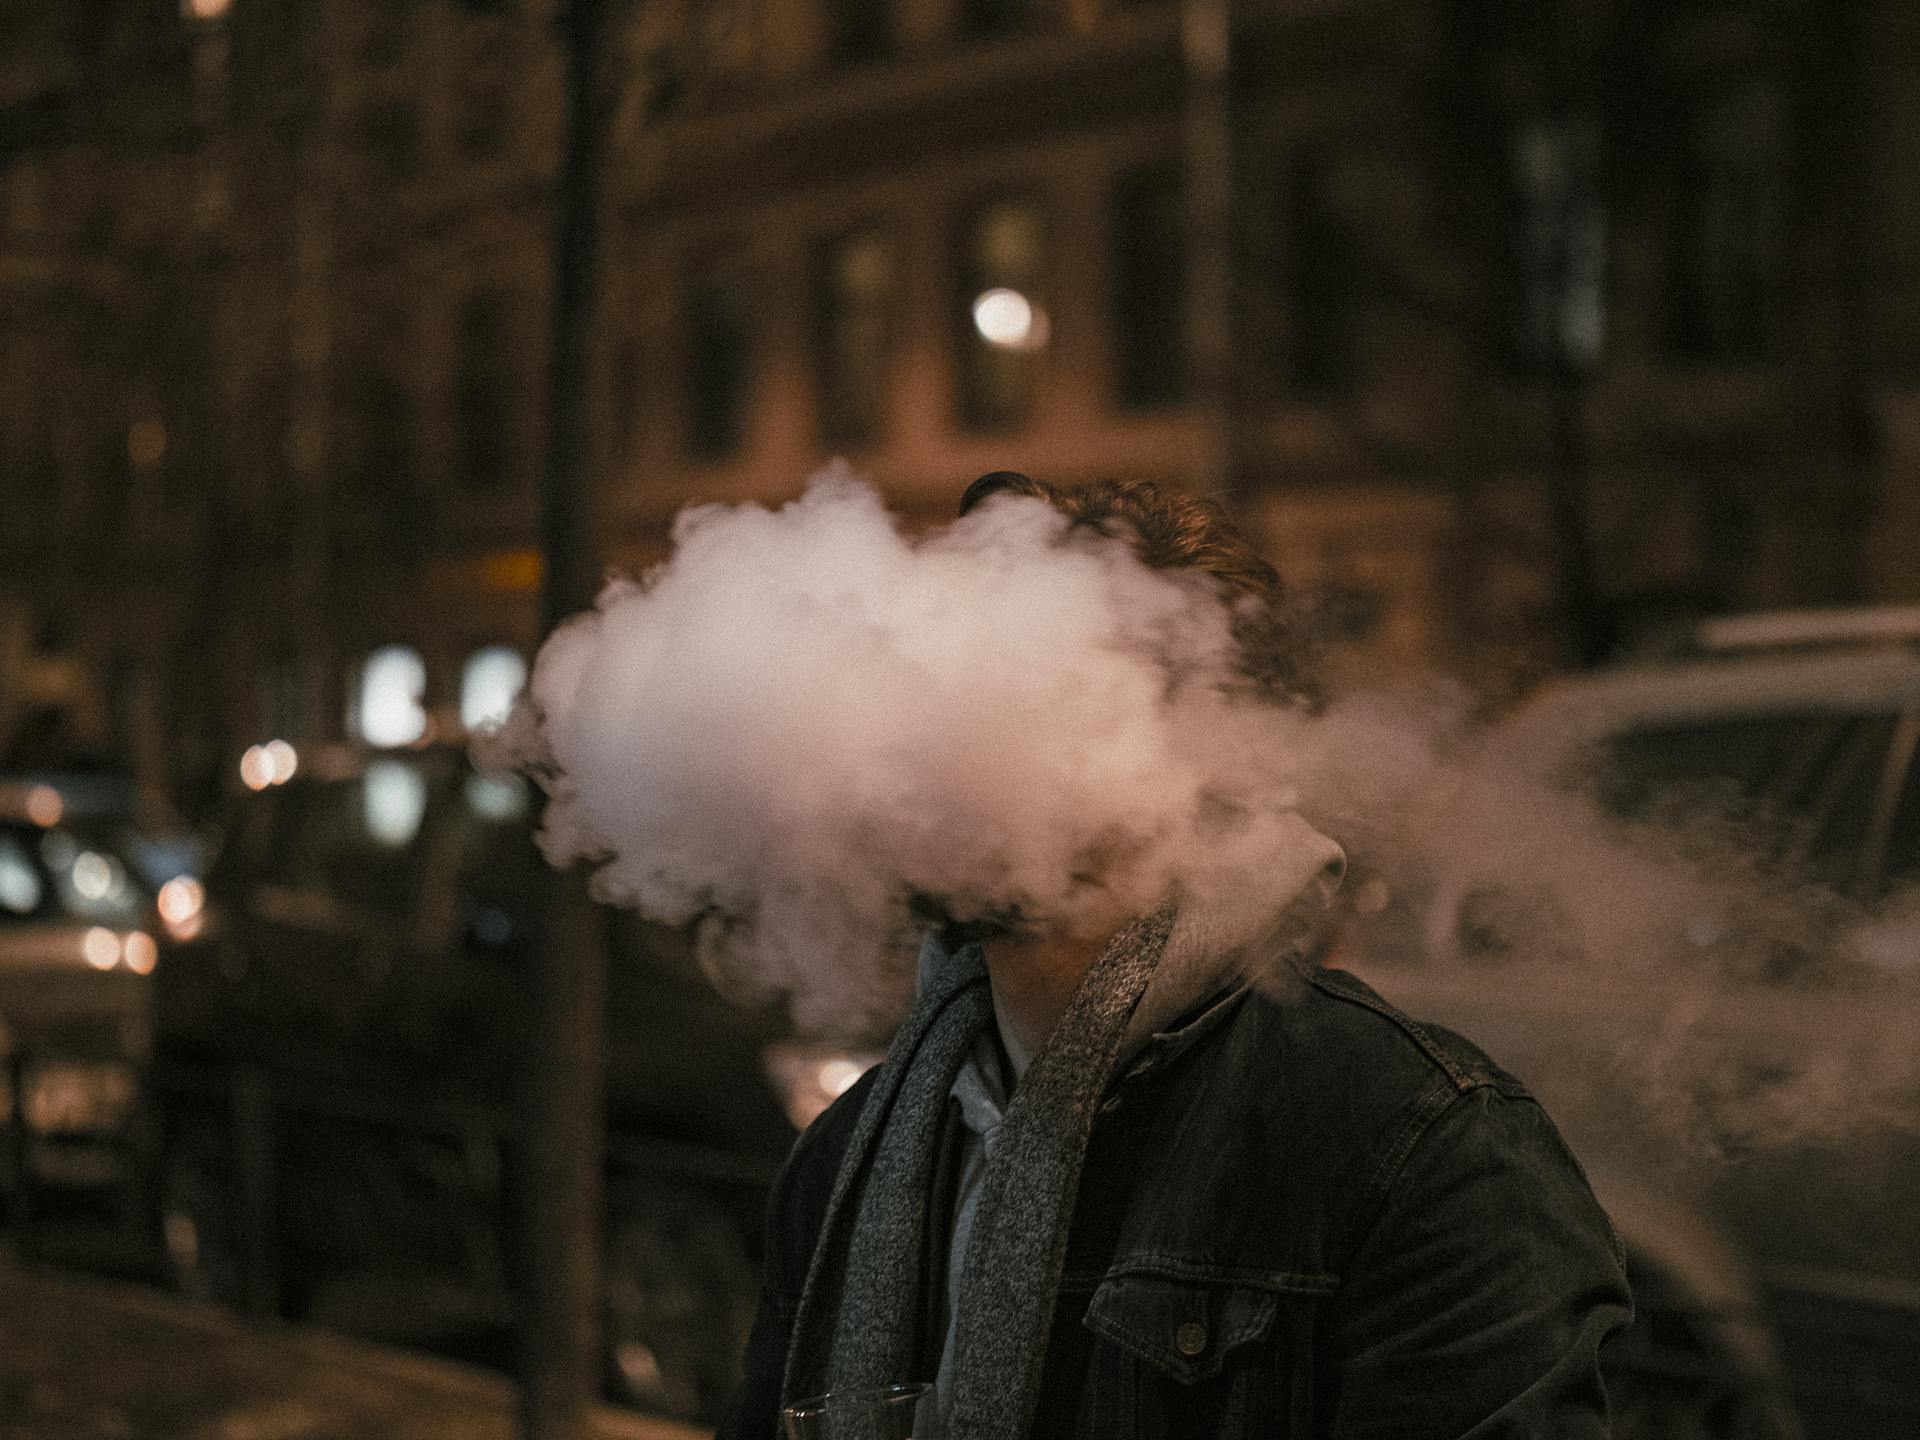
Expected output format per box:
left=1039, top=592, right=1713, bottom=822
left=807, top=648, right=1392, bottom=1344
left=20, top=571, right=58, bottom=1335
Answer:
left=959, top=471, right=1317, bottom=705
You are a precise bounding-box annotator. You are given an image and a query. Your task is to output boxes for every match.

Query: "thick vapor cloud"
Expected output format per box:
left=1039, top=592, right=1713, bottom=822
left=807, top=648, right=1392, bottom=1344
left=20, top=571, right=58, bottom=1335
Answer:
left=483, top=467, right=1334, bottom=1036
left=481, top=466, right=1920, bottom=1152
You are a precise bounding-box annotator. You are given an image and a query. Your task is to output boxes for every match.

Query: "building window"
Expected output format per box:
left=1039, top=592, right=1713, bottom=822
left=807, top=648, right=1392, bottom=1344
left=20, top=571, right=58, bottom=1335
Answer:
left=1111, top=164, right=1186, bottom=409
left=958, top=0, right=1037, bottom=39
left=955, top=197, right=1049, bottom=432
left=1505, top=114, right=1606, bottom=376
left=1670, top=84, right=1786, bottom=360
left=354, top=645, right=428, bottom=747
left=827, top=0, right=892, bottom=64
left=1285, top=146, right=1360, bottom=395
left=685, top=257, right=753, bottom=459
left=457, top=289, right=514, bottom=490
left=460, top=645, right=527, bottom=731
left=359, top=11, right=408, bottom=66
left=343, top=376, right=415, bottom=497
left=458, top=41, right=515, bottom=158
left=611, top=337, right=645, bottom=465
left=813, top=227, right=897, bottom=446
left=0, top=335, right=58, bottom=514
left=339, top=372, right=418, bottom=544
left=356, top=98, right=421, bottom=181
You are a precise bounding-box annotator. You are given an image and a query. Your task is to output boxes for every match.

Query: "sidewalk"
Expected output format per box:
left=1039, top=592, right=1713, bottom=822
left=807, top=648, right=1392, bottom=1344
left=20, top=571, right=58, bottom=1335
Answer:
left=0, top=1260, right=708, bottom=1440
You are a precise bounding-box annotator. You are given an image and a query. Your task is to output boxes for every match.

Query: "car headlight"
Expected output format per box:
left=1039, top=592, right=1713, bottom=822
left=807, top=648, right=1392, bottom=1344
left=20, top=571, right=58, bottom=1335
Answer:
left=79, top=928, right=158, bottom=974
left=763, top=1045, right=882, bottom=1131
left=158, top=875, right=207, bottom=940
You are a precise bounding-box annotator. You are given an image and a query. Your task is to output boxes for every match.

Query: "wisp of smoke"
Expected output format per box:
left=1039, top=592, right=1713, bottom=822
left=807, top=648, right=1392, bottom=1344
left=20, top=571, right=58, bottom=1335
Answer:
left=1311, top=688, right=1920, bottom=1152
left=480, top=466, right=1334, bottom=1036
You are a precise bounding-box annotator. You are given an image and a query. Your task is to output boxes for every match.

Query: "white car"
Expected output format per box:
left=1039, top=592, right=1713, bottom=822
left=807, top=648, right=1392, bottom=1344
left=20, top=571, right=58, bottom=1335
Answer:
left=1348, top=611, right=1920, bottom=1439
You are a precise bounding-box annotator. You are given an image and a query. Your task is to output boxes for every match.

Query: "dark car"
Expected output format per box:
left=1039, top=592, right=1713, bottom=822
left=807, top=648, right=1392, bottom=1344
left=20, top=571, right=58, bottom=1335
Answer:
left=0, top=781, right=159, bottom=1205
left=148, top=743, right=876, bottom=1423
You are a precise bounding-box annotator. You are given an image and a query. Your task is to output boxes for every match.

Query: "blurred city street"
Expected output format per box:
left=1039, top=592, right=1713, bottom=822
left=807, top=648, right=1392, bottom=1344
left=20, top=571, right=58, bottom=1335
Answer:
left=0, top=1259, right=702, bottom=1440
left=4, top=0, right=1920, bottom=1436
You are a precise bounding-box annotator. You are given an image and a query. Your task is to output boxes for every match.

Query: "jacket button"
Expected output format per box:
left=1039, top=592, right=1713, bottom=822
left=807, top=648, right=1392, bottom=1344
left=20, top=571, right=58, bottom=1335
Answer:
left=1176, top=1321, right=1208, bottom=1356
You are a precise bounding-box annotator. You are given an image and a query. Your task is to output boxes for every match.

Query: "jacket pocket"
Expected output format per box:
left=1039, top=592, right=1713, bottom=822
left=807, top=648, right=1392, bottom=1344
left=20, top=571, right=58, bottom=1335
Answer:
left=1084, top=1272, right=1282, bottom=1384
left=1078, top=1271, right=1312, bottom=1440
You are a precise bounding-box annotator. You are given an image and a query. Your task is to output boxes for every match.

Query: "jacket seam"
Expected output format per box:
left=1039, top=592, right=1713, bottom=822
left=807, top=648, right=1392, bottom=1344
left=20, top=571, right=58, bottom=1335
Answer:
left=1093, top=1255, right=1342, bottom=1295
left=1348, top=1077, right=1476, bottom=1266
left=1304, top=965, right=1487, bottom=1092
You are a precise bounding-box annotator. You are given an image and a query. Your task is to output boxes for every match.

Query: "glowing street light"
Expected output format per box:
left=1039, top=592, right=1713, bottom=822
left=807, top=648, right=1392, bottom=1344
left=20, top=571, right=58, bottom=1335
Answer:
left=971, top=287, right=1048, bottom=351
left=82, top=928, right=122, bottom=971
left=182, top=0, right=233, bottom=20
left=159, top=877, right=207, bottom=938
left=239, top=746, right=273, bottom=791
left=264, top=739, right=299, bottom=784
left=123, top=931, right=159, bottom=975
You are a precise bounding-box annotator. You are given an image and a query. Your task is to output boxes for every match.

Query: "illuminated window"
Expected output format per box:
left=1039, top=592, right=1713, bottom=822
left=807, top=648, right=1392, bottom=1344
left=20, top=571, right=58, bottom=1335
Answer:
left=686, top=257, right=753, bottom=459
left=956, top=198, right=1048, bottom=432
left=356, top=645, right=428, bottom=747
left=364, top=759, right=429, bottom=848
left=457, top=289, right=515, bottom=489
left=814, top=227, right=896, bottom=445
left=460, top=645, right=527, bottom=730
left=1506, top=115, right=1607, bottom=376
left=1111, top=164, right=1186, bottom=408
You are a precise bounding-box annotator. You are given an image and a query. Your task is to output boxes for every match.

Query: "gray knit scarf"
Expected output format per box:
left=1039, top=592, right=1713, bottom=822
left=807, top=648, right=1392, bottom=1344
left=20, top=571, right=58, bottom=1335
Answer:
left=783, top=907, right=1176, bottom=1438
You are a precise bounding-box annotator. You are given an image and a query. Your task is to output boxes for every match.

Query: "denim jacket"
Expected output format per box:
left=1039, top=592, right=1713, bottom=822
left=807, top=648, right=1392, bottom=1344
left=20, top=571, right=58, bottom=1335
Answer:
left=719, top=964, right=1632, bottom=1440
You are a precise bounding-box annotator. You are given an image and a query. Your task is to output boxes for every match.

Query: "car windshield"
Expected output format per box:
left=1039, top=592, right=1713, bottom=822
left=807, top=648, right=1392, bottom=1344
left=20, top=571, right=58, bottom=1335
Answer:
left=222, top=759, right=439, bottom=916
left=0, top=821, right=148, bottom=927
left=1604, top=709, right=1920, bottom=899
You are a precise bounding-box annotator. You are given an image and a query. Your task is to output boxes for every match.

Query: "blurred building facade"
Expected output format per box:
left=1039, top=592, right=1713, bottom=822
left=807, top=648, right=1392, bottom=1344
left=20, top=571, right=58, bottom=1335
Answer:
left=2, top=0, right=1917, bottom=813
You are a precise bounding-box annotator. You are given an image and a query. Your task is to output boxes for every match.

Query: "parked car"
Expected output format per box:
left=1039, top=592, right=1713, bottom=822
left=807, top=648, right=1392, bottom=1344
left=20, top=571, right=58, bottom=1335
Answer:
left=147, top=742, right=879, bottom=1424
left=1347, top=611, right=1920, bottom=1439
left=0, top=779, right=159, bottom=1201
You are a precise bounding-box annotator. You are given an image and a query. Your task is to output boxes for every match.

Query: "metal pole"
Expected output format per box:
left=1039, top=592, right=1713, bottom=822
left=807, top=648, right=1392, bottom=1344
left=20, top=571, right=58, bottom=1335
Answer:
left=285, top=2, right=337, bottom=653
left=1548, top=374, right=1613, bottom=667
left=540, top=0, right=610, bottom=639
left=231, top=1065, right=280, bottom=1318
left=520, top=0, right=611, bottom=1435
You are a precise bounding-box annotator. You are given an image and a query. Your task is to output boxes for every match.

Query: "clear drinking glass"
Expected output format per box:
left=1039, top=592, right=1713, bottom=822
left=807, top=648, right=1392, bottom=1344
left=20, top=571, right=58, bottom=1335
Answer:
left=781, top=1382, right=932, bottom=1440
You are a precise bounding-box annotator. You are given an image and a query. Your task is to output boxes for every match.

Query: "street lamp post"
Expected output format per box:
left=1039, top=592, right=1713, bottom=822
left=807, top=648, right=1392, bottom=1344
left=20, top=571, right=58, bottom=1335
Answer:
left=521, top=1, right=612, bottom=1436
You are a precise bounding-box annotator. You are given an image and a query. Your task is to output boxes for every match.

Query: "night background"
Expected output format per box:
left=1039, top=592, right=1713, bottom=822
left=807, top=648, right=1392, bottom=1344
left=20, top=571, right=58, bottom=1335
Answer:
left=1, top=1, right=1916, bottom=1437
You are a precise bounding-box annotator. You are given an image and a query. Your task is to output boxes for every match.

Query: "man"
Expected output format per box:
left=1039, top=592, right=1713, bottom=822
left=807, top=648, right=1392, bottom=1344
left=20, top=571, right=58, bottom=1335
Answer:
left=718, top=475, right=1631, bottom=1440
